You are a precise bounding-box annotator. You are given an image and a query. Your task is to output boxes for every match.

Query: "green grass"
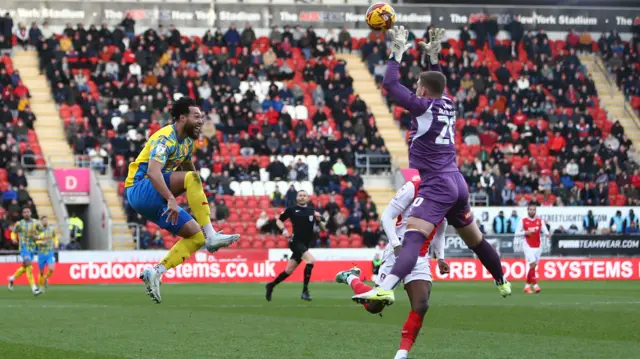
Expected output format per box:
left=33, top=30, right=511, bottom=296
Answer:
left=1, top=281, right=639, bottom=358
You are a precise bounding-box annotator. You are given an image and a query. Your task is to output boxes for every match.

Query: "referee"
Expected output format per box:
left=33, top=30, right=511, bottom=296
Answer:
left=265, top=190, right=326, bottom=302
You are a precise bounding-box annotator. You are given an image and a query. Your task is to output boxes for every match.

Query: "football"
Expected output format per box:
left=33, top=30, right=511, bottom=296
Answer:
left=365, top=2, right=397, bottom=32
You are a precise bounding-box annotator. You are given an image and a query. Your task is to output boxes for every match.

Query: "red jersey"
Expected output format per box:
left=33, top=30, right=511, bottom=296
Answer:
left=517, top=217, right=548, bottom=248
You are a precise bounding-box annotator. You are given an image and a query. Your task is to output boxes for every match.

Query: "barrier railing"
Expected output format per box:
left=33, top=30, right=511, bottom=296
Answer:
left=20, top=154, right=111, bottom=176
left=354, top=153, right=393, bottom=175
left=45, top=163, right=71, bottom=243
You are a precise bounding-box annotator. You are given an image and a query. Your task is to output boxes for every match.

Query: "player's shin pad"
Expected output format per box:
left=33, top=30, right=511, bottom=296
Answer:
left=160, top=232, right=206, bottom=270
left=184, top=171, right=210, bottom=227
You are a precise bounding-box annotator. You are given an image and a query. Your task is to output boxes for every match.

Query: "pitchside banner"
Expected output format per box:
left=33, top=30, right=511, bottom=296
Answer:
left=552, top=235, right=640, bottom=256
left=1, top=258, right=638, bottom=284
left=0, top=1, right=637, bottom=31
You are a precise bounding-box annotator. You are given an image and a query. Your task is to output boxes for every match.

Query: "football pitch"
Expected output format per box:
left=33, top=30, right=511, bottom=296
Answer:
left=1, top=281, right=639, bottom=359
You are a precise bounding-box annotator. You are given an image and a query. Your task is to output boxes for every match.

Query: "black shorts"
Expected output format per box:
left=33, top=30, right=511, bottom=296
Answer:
left=289, top=241, right=309, bottom=263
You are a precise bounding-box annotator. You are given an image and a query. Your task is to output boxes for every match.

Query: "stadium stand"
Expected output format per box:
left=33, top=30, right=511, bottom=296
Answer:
left=3, top=14, right=638, bottom=249
left=0, top=52, right=47, bottom=249
left=361, top=21, right=640, bottom=208
left=34, top=22, right=388, bottom=249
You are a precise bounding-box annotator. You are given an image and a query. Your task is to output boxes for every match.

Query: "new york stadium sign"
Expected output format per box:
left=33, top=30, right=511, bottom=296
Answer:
left=0, top=1, right=637, bottom=32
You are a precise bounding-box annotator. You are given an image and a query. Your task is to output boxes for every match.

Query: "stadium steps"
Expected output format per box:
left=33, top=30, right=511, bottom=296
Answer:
left=12, top=50, right=75, bottom=168
left=101, top=185, right=135, bottom=250
left=337, top=53, right=409, bottom=168
left=337, top=53, right=399, bottom=212
left=366, top=187, right=398, bottom=214
left=580, top=55, right=640, bottom=162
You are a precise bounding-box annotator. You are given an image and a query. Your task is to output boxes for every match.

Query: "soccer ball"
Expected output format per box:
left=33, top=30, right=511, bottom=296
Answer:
left=365, top=2, right=397, bottom=32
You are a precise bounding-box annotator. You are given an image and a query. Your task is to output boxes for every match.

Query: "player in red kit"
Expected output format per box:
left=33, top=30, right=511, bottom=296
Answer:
left=515, top=205, right=550, bottom=293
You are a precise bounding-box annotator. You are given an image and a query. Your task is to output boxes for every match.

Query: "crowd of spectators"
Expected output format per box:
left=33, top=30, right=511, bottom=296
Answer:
left=0, top=12, right=43, bottom=249
left=3, top=13, right=638, bottom=249
left=362, top=17, right=640, bottom=207
left=31, top=19, right=386, bottom=248
left=599, top=25, right=640, bottom=107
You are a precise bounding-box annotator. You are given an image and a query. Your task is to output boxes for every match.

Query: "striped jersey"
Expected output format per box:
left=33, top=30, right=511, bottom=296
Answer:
left=13, top=219, right=42, bottom=252
left=125, top=125, right=194, bottom=188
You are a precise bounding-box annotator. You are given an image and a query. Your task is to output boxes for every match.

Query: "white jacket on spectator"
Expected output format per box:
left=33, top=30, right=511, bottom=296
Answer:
left=566, top=161, right=579, bottom=177
left=129, top=63, right=142, bottom=79
left=105, top=61, right=119, bottom=77
left=517, top=76, right=530, bottom=91
left=284, top=104, right=308, bottom=120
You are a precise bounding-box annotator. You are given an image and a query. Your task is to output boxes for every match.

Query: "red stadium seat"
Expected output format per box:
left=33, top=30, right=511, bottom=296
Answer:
left=252, top=240, right=264, bottom=248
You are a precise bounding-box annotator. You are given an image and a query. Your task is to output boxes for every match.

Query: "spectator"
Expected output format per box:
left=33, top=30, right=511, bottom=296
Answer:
left=332, top=158, right=348, bottom=177
left=295, top=159, right=309, bottom=180
left=507, top=210, right=520, bottom=233
left=151, top=230, right=164, bottom=248
left=271, top=188, right=284, bottom=207
left=492, top=210, right=508, bottom=234
left=256, top=211, right=270, bottom=233
left=363, top=226, right=381, bottom=247
left=9, top=169, right=28, bottom=188
left=15, top=23, right=29, bottom=50
left=267, top=158, right=287, bottom=180
left=583, top=210, right=598, bottom=234
left=223, top=24, right=241, bottom=48
left=624, top=210, right=639, bottom=233
left=285, top=185, right=298, bottom=208
left=139, top=228, right=152, bottom=249
left=566, top=29, right=580, bottom=50
left=625, top=221, right=640, bottom=234
left=120, top=14, right=135, bottom=41
left=68, top=212, right=84, bottom=242
left=215, top=200, right=230, bottom=221
left=609, top=210, right=624, bottom=234
left=337, top=26, right=352, bottom=53
left=476, top=219, right=486, bottom=235
left=240, top=24, right=256, bottom=47
left=343, top=182, right=357, bottom=209
left=501, top=183, right=515, bottom=205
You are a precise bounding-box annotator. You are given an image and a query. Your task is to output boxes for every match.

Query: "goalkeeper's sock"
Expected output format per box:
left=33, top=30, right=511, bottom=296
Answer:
left=25, top=265, right=37, bottom=291
left=159, top=232, right=206, bottom=270
left=12, top=266, right=26, bottom=280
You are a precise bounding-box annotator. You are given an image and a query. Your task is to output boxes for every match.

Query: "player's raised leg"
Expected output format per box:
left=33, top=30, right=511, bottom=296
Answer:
left=352, top=218, right=438, bottom=304
left=9, top=262, right=41, bottom=296
left=456, top=222, right=511, bottom=297
left=168, top=170, right=241, bottom=252
left=336, top=266, right=385, bottom=314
